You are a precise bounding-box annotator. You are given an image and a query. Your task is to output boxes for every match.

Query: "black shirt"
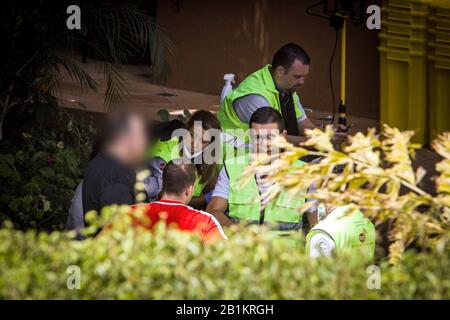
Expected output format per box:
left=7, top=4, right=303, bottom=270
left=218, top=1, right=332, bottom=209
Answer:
left=279, top=91, right=300, bottom=136
left=82, top=152, right=136, bottom=217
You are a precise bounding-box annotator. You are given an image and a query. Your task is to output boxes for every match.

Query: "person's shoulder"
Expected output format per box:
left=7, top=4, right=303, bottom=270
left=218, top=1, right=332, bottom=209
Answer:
left=86, top=153, right=134, bottom=183
left=83, top=154, right=106, bottom=182
left=182, top=205, right=214, bottom=223
left=234, top=94, right=268, bottom=105
left=84, top=153, right=111, bottom=174
left=308, top=232, right=336, bottom=257
left=186, top=207, right=227, bottom=240
left=224, top=153, right=250, bottom=169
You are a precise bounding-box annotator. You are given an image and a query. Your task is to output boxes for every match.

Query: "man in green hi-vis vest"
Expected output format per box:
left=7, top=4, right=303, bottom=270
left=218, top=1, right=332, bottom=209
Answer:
left=206, top=107, right=306, bottom=230
left=218, top=43, right=347, bottom=145
left=305, top=204, right=376, bottom=263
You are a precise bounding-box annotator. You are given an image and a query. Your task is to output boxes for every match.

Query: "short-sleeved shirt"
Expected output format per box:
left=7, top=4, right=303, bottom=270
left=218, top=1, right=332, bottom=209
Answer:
left=132, top=199, right=227, bottom=243
left=233, top=94, right=308, bottom=124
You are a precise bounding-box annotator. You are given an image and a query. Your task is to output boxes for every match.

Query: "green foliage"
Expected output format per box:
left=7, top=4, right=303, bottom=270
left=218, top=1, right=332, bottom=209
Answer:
left=156, top=109, right=170, bottom=122
left=157, top=108, right=192, bottom=123
left=0, top=101, right=97, bottom=230
left=244, top=125, right=450, bottom=263
left=0, top=205, right=449, bottom=299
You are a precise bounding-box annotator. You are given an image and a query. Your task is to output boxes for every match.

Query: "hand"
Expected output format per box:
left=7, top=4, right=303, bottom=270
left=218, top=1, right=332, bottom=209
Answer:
left=332, top=124, right=349, bottom=145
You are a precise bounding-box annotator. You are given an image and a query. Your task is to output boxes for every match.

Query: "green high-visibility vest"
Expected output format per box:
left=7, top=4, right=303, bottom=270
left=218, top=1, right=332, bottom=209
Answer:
left=225, top=154, right=306, bottom=224
left=149, top=137, right=205, bottom=196
left=306, top=206, right=376, bottom=262
left=148, top=137, right=180, bottom=163
left=217, top=64, right=305, bottom=141
left=149, top=135, right=250, bottom=197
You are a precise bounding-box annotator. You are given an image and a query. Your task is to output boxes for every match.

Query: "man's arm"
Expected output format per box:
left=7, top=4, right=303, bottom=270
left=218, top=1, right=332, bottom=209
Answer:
left=298, top=117, right=317, bottom=135
left=285, top=118, right=316, bottom=145
left=144, top=157, right=165, bottom=200
left=294, top=96, right=348, bottom=145
left=233, top=95, right=271, bottom=123
left=290, top=118, right=348, bottom=146
left=286, top=134, right=308, bottom=145
left=67, top=182, right=85, bottom=231
left=206, top=196, right=233, bottom=227
left=205, top=167, right=234, bottom=227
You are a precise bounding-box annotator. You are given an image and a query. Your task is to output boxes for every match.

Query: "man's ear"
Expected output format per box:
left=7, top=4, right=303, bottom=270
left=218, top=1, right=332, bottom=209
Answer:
left=274, top=65, right=285, bottom=77
left=185, top=185, right=194, bottom=197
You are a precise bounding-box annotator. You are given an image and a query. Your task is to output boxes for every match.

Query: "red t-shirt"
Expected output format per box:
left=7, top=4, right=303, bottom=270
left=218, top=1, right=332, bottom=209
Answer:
left=131, top=199, right=227, bottom=243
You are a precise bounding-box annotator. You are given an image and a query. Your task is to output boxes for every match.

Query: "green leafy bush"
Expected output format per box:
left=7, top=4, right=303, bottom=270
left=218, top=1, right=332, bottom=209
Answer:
left=0, top=205, right=449, bottom=299
left=0, top=101, right=97, bottom=230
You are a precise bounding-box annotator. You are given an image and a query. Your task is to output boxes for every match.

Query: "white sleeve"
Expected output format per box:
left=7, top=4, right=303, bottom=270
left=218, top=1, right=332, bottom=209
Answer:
left=308, top=233, right=336, bottom=258
left=67, top=182, right=85, bottom=230
left=296, top=96, right=308, bottom=123
left=211, top=167, right=230, bottom=199
left=233, top=94, right=271, bottom=123
left=144, top=157, right=166, bottom=200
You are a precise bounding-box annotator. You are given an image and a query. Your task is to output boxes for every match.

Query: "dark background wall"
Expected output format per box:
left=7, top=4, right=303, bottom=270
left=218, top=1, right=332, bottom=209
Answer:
left=156, top=0, right=381, bottom=119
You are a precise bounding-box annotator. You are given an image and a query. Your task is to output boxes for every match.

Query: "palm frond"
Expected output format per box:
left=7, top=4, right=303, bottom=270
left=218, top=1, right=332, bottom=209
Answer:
left=103, top=63, right=128, bottom=109
left=58, top=55, right=98, bottom=91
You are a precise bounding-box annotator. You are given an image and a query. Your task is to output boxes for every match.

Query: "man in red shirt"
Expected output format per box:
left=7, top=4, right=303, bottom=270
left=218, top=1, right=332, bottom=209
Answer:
left=133, top=161, right=227, bottom=243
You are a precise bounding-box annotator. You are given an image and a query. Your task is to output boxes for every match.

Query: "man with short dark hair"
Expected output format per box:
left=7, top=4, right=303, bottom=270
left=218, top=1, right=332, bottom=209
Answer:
left=82, top=111, right=148, bottom=218
left=207, top=107, right=306, bottom=229
left=218, top=43, right=347, bottom=145
left=133, top=161, right=227, bottom=243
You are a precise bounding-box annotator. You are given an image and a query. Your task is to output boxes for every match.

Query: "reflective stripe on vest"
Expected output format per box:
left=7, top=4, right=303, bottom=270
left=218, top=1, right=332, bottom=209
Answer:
left=217, top=64, right=304, bottom=141
left=305, top=206, right=376, bottom=262
left=225, top=154, right=306, bottom=223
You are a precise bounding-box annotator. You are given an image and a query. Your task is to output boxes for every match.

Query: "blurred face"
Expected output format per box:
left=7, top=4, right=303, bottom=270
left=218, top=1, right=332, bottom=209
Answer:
left=188, top=125, right=213, bottom=154
left=273, top=59, right=309, bottom=94
left=250, top=122, right=287, bottom=154
left=124, top=115, right=148, bottom=165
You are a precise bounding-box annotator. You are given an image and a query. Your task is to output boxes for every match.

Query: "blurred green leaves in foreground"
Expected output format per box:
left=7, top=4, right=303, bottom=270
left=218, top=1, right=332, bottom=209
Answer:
left=0, top=204, right=449, bottom=299
left=0, top=125, right=449, bottom=299
left=244, top=125, right=450, bottom=264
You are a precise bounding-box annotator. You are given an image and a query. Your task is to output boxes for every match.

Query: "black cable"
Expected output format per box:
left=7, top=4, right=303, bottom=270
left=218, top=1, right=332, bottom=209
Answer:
left=329, top=27, right=339, bottom=125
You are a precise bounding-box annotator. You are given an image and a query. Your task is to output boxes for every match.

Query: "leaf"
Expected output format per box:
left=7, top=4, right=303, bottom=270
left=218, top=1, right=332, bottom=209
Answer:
left=43, top=199, right=51, bottom=212
left=157, top=109, right=170, bottom=122
left=39, top=167, right=55, bottom=179
left=303, top=125, right=335, bottom=152
left=415, top=167, right=427, bottom=185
